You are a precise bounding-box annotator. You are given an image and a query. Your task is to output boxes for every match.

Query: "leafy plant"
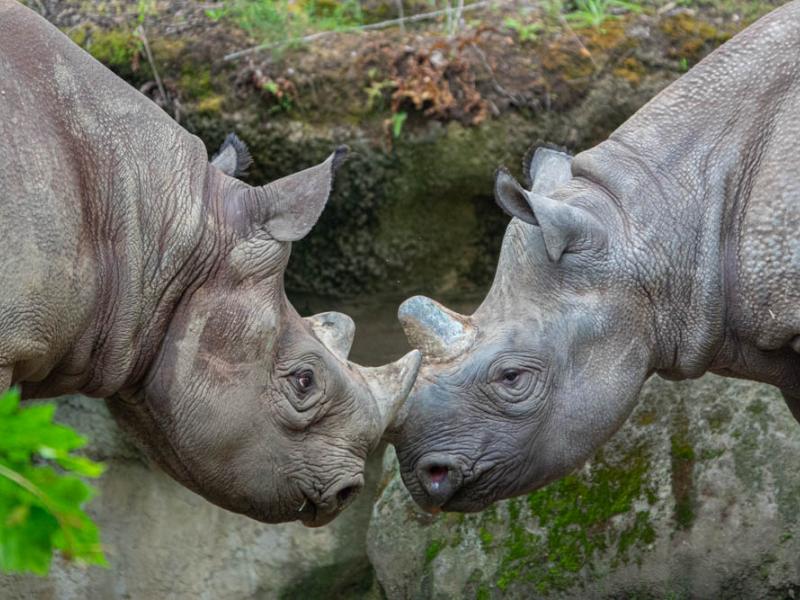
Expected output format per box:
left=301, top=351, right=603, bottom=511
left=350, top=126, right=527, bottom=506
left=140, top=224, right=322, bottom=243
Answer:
left=259, top=77, right=295, bottom=113
left=391, top=111, right=408, bottom=138
left=565, top=0, right=641, bottom=28
left=504, top=17, right=544, bottom=43
left=0, top=388, right=106, bottom=575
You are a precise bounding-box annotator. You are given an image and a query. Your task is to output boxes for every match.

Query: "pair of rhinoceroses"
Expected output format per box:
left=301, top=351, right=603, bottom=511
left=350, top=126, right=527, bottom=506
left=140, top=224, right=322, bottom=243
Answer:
left=3, top=0, right=800, bottom=528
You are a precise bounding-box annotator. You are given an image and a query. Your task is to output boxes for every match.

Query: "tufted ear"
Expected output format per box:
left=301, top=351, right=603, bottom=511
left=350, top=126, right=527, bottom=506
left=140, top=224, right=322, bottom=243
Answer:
left=494, top=168, right=606, bottom=262
left=211, top=133, right=253, bottom=177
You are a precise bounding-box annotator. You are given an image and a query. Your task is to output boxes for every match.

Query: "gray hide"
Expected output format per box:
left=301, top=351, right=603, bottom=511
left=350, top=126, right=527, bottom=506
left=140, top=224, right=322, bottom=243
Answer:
left=392, top=1, right=800, bottom=513
left=0, top=0, right=420, bottom=526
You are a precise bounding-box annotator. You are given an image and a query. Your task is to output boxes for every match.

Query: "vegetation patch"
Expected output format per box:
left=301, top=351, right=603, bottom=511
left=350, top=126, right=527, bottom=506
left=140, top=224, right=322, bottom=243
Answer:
left=478, top=443, right=658, bottom=594
left=670, top=401, right=697, bottom=531
left=660, top=13, right=731, bottom=63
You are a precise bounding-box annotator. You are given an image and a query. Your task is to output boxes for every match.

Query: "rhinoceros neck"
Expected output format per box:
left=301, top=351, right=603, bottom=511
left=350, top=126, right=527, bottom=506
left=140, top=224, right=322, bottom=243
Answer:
left=51, top=131, right=217, bottom=399
left=574, top=2, right=800, bottom=383
left=3, top=3, right=222, bottom=398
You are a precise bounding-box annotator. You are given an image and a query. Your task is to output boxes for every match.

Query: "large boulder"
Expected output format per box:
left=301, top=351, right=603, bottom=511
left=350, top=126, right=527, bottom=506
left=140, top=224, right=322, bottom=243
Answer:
left=0, top=396, right=383, bottom=600
left=367, top=375, right=800, bottom=599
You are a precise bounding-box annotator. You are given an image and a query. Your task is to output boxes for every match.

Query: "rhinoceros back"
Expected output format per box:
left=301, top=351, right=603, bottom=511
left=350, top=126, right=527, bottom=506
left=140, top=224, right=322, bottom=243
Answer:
left=0, top=0, right=207, bottom=391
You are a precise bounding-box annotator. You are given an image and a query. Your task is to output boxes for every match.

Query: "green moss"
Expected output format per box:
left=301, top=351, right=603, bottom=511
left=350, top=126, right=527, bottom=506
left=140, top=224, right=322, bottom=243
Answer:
left=660, top=14, right=731, bottom=63
left=617, top=511, right=656, bottom=565
left=476, top=584, right=491, bottom=600
left=613, top=57, right=646, bottom=86
left=635, top=408, right=658, bottom=426
left=699, top=447, right=725, bottom=461
left=670, top=403, right=696, bottom=531
left=68, top=26, right=88, bottom=48
left=491, top=444, right=658, bottom=594
left=425, top=539, right=444, bottom=565
left=479, top=527, right=493, bottom=549
left=179, top=67, right=215, bottom=100
left=746, top=399, right=767, bottom=415
left=85, top=28, right=138, bottom=70
left=196, top=95, right=224, bottom=114
left=706, top=405, right=732, bottom=432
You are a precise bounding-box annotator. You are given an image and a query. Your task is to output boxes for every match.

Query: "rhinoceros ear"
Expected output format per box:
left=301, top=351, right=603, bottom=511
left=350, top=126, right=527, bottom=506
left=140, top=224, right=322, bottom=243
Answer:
left=211, top=133, right=253, bottom=177
left=494, top=167, right=605, bottom=262
left=246, top=146, right=348, bottom=242
left=523, top=143, right=572, bottom=194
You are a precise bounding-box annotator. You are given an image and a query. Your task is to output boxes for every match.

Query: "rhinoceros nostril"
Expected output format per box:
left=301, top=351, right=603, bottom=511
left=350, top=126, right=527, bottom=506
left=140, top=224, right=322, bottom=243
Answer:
left=336, top=484, right=358, bottom=507
left=427, top=465, right=449, bottom=486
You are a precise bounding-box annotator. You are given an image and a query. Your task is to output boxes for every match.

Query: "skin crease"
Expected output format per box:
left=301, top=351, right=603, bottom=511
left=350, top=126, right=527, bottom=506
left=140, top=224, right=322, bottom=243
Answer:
left=391, top=0, right=800, bottom=513
left=0, top=1, right=420, bottom=526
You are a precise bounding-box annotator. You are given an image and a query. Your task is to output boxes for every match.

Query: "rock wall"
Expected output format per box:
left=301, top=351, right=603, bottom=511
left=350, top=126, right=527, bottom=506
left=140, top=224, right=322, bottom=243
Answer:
left=3, top=376, right=799, bottom=599
left=0, top=397, right=384, bottom=600
left=367, top=375, right=800, bottom=599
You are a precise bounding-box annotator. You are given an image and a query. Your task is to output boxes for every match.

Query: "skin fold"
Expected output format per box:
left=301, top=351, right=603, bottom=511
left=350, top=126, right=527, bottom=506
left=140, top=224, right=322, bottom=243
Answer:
left=0, top=0, right=420, bottom=526
left=391, top=0, right=800, bottom=514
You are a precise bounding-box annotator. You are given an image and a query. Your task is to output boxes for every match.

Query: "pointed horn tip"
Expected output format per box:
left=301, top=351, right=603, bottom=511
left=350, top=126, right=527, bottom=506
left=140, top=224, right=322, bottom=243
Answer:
left=402, top=349, right=422, bottom=380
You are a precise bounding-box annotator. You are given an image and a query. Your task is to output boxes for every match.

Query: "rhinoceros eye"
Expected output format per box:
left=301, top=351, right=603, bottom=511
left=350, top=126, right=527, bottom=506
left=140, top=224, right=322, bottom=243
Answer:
left=500, top=369, right=521, bottom=386
left=291, top=370, right=315, bottom=395
left=488, top=364, right=538, bottom=404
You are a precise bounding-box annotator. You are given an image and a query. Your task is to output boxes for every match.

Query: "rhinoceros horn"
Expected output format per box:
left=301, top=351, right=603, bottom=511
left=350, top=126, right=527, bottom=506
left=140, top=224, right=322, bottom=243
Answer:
left=397, top=295, right=476, bottom=362
left=356, top=350, right=422, bottom=432
left=305, top=311, right=356, bottom=360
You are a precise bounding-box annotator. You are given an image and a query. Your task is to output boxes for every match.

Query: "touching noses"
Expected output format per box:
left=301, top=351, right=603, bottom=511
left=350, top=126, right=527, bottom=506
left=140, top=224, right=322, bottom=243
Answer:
left=415, top=455, right=464, bottom=509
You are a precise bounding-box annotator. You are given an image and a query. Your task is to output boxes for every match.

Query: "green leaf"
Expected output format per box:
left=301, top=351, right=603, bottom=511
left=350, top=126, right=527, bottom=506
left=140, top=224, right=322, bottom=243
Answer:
left=392, top=111, right=408, bottom=139
left=0, top=388, right=107, bottom=575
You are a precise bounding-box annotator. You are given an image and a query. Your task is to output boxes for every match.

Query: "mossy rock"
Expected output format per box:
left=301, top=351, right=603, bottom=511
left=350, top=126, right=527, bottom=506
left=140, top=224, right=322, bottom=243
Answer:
left=368, top=375, right=800, bottom=599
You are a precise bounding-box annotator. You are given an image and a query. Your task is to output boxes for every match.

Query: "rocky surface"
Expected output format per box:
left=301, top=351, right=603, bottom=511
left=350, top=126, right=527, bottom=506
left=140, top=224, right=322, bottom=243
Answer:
left=368, top=375, right=800, bottom=599
left=0, top=397, right=384, bottom=600
left=3, top=376, right=800, bottom=599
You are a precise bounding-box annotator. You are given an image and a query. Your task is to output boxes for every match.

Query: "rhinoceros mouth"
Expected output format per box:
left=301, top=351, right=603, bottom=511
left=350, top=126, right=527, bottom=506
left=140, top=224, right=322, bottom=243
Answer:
left=297, top=493, right=342, bottom=528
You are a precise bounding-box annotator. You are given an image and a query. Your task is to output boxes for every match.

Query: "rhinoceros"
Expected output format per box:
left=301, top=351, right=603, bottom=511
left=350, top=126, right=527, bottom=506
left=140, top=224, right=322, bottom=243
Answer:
left=0, top=0, right=420, bottom=526
left=392, top=1, right=800, bottom=513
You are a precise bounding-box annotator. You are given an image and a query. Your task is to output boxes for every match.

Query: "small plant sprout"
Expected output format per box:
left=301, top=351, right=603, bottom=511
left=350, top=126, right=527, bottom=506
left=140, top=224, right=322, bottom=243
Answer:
left=565, top=0, right=642, bottom=29
left=504, top=17, right=544, bottom=43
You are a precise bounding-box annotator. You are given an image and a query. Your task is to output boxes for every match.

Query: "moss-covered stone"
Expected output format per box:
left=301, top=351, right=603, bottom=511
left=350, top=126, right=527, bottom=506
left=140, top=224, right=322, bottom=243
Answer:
left=488, top=443, right=658, bottom=594
left=368, top=375, right=800, bottom=599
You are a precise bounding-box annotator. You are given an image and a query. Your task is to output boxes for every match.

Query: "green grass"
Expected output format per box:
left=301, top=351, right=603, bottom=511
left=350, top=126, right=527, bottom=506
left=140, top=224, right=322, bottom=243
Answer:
left=565, top=0, right=642, bottom=28
left=209, top=0, right=363, bottom=48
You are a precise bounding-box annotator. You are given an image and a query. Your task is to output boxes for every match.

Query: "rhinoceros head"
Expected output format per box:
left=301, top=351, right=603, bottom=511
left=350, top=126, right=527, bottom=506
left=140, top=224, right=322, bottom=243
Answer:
left=110, top=136, right=420, bottom=526
left=391, top=145, right=652, bottom=513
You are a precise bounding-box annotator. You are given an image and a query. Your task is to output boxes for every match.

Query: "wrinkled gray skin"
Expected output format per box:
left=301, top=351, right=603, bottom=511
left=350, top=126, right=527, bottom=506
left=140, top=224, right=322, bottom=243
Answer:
left=0, top=1, right=420, bottom=527
left=393, top=1, right=800, bottom=513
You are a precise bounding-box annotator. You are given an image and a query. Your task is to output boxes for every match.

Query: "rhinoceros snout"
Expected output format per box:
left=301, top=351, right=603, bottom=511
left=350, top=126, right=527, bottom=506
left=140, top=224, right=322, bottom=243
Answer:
left=414, top=454, right=465, bottom=511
